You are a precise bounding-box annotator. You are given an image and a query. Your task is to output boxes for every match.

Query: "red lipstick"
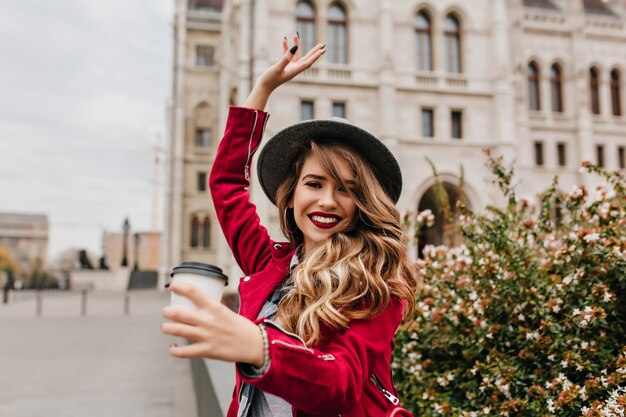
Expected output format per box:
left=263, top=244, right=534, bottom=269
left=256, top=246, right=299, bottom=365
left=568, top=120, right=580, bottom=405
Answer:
left=308, top=212, right=342, bottom=229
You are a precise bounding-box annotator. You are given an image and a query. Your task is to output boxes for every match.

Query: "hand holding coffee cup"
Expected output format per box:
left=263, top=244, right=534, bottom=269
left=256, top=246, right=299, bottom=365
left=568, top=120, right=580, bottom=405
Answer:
left=168, top=262, right=228, bottom=309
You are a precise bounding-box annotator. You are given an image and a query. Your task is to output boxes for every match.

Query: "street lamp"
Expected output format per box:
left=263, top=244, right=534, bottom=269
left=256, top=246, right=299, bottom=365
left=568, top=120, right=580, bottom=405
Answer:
left=133, top=233, right=140, bottom=271
left=121, top=218, right=130, bottom=267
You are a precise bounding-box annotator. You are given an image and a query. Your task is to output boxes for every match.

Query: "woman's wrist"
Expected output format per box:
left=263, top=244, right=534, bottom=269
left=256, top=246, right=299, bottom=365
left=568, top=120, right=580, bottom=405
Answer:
left=243, top=83, right=274, bottom=110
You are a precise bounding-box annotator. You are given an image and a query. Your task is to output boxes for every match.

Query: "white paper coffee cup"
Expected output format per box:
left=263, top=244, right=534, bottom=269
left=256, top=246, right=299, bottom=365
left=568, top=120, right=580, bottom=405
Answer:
left=168, top=262, right=228, bottom=309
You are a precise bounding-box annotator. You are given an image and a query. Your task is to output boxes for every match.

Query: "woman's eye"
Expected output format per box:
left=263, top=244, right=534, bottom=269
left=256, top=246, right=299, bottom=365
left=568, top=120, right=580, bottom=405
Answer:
left=305, top=182, right=321, bottom=188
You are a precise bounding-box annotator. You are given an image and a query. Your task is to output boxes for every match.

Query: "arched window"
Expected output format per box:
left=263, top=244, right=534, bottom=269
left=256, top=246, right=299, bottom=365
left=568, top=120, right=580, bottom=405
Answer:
left=528, top=62, right=541, bottom=111
left=416, top=182, right=466, bottom=257
left=415, top=11, right=432, bottom=71
left=202, top=218, right=211, bottom=248
left=327, top=3, right=347, bottom=64
left=550, top=64, right=563, bottom=113
left=296, top=1, right=316, bottom=54
left=190, top=216, right=199, bottom=248
left=444, top=14, right=461, bottom=73
left=590, top=67, right=601, bottom=115
left=193, top=102, right=212, bottom=149
left=611, top=69, right=622, bottom=116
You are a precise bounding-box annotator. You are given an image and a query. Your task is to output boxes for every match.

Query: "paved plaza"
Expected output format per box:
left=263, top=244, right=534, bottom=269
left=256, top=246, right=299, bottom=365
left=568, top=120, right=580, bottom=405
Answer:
left=0, top=289, right=233, bottom=417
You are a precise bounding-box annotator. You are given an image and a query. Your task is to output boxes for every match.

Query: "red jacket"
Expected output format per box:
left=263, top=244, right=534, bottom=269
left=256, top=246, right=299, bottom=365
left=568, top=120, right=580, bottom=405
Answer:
left=210, top=106, right=405, bottom=417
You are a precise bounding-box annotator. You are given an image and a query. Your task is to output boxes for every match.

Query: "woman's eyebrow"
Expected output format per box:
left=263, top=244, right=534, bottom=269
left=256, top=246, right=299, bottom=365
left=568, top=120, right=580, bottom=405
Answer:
left=302, top=173, right=356, bottom=186
left=302, top=174, right=326, bottom=181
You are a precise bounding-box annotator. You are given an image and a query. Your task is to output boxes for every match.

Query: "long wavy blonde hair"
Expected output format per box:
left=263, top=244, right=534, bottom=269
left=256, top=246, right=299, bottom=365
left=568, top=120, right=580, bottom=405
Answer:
left=275, top=140, right=417, bottom=345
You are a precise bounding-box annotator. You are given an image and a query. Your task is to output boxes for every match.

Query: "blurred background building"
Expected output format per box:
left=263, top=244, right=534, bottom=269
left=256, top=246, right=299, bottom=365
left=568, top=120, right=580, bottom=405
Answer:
left=0, top=212, right=48, bottom=274
left=103, top=231, right=161, bottom=272
left=162, top=0, right=626, bottom=288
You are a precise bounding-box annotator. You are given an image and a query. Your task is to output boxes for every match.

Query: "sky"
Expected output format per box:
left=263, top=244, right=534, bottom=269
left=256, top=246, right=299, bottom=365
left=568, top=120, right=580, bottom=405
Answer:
left=0, top=0, right=173, bottom=260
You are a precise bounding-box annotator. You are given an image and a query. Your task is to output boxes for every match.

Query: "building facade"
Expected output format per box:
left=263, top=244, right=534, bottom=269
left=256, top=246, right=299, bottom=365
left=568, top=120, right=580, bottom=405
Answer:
left=0, top=212, right=49, bottom=273
left=103, top=231, right=161, bottom=272
left=162, top=0, right=626, bottom=289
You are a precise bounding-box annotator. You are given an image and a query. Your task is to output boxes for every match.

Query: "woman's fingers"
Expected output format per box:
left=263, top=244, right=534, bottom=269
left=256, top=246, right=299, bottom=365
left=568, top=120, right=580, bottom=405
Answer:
left=282, top=36, right=288, bottom=53
left=162, top=305, right=202, bottom=326
left=162, top=322, right=204, bottom=341
left=298, top=43, right=326, bottom=67
left=169, top=342, right=209, bottom=359
left=168, top=281, right=215, bottom=310
left=293, top=32, right=301, bottom=60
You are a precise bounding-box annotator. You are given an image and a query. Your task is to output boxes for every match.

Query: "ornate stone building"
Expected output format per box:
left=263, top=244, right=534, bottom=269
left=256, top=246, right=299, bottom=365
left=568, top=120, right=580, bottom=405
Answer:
left=0, top=212, right=49, bottom=273
left=162, top=0, right=626, bottom=288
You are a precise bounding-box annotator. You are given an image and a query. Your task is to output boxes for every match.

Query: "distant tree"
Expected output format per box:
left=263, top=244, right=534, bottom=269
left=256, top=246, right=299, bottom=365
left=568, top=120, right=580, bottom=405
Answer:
left=0, top=246, right=20, bottom=303
left=0, top=246, right=19, bottom=273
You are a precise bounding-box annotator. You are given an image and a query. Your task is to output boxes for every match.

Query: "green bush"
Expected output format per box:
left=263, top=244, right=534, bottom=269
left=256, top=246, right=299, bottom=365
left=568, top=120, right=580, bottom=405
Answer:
left=394, top=157, right=626, bottom=416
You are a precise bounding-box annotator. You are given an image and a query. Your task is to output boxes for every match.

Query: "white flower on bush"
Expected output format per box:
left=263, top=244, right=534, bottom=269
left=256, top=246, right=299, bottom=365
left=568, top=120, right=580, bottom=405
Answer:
left=568, top=185, right=585, bottom=199
left=526, top=331, right=540, bottom=340
left=583, top=233, right=600, bottom=243
left=416, top=209, right=435, bottom=227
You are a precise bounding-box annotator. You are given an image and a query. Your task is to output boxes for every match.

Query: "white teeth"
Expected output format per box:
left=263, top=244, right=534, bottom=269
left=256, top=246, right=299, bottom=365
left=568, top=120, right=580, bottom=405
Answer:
left=311, top=215, right=338, bottom=224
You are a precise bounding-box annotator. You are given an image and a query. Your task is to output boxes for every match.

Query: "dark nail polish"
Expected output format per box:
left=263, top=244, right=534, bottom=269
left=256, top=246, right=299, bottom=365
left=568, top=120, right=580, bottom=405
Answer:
left=169, top=343, right=178, bottom=348
left=321, top=50, right=326, bottom=55
left=283, top=36, right=287, bottom=41
left=296, top=31, right=300, bottom=38
left=289, top=45, right=298, bottom=54
left=321, top=43, right=326, bottom=49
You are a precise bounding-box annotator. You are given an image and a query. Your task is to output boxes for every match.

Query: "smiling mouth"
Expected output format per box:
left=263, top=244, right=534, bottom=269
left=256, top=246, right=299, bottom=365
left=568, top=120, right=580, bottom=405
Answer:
left=308, top=213, right=342, bottom=229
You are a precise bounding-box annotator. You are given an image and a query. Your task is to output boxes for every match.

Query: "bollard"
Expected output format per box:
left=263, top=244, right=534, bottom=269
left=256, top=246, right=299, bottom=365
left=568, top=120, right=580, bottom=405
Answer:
left=124, top=292, right=130, bottom=316
left=36, top=290, right=43, bottom=317
left=81, top=289, right=87, bottom=317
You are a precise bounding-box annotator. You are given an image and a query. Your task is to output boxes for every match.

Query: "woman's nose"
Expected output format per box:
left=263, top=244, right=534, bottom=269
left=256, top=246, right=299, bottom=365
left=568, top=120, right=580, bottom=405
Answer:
left=318, top=190, right=338, bottom=208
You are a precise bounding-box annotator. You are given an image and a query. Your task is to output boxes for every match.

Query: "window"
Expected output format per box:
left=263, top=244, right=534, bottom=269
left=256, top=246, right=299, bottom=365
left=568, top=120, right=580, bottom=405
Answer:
left=195, top=128, right=211, bottom=148
left=296, top=1, right=316, bottom=54
left=415, top=11, right=432, bottom=71
left=554, top=196, right=563, bottom=228
left=557, top=142, right=566, bottom=167
left=190, top=214, right=211, bottom=249
left=197, top=172, right=207, bottom=192
left=327, top=3, right=347, bottom=64
left=611, top=69, right=622, bottom=116
left=619, top=146, right=625, bottom=169
left=189, top=0, right=222, bottom=11
left=196, top=45, right=215, bottom=67
left=451, top=110, right=463, bottom=139
left=202, top=218, right=211, bottom=248
left=332, top=102, right=346, bottom=118
left=550, top=64, right=563, bottom=113
left=590, top=67, right=601, bottom=115
left=300, top=100, right=314, bottom=120
left=444, top=14, right=461, bottom=73
left=190, top=216, right=199, bottom=248
left=528, top=62, right=541, bottom=111
left=422, top=108, right=434, bottom=138
left=534, top=141, right=544, bottom=166
left=596, top=145, right=605, bottom=167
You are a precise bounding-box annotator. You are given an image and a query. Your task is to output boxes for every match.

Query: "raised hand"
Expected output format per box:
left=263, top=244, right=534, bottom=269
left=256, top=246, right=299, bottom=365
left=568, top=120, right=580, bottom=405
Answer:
left=161, top=281, right=265, bottom=366
left=244, top=33, right=325, bottom=110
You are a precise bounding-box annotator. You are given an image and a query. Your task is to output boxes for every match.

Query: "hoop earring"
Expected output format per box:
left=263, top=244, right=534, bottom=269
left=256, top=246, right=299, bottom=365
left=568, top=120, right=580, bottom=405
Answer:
left=283, top=208, right=296, bottom=234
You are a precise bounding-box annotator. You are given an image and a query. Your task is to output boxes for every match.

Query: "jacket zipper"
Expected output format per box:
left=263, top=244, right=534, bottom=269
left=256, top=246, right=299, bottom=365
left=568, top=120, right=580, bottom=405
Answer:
left=262, top=319, right=308, bottom=346
left=244, top=109, right=268, bottom=181
left=244, top=110, right=259, bottom=181
left=371, top=373, right=400, bottom=405
left=270, top=339, right=314, bottom=354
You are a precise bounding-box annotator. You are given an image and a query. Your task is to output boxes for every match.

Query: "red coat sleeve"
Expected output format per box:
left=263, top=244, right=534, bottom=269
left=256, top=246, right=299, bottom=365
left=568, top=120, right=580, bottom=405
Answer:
left=238, top=298, right=404, bottom=414
left=209, top=106, right=271, bottom=276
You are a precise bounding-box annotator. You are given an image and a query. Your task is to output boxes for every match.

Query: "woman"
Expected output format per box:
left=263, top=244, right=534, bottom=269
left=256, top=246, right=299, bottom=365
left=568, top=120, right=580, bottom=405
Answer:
left=162, top=35, right=417, bottom=417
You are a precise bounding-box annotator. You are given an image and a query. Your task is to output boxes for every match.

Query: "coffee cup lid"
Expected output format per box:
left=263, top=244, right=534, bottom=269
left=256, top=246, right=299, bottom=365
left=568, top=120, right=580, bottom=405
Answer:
left=169, top=261, right=228, bottom=286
